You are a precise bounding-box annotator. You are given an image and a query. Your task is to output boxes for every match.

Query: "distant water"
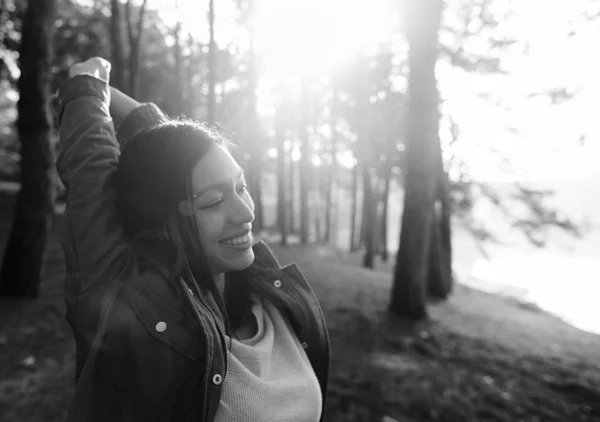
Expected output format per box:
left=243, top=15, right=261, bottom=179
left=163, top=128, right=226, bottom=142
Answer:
left=262, top=173, right=600, bottom=335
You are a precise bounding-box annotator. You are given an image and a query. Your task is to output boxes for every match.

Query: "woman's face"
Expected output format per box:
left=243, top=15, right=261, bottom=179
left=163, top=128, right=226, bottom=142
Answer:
left=189, top=145, right=255, bottom=274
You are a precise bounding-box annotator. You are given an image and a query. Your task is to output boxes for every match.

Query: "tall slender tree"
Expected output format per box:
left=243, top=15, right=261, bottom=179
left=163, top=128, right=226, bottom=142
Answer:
left=0, top=0, right=56, bottom=298
left=389, top=0, right=443, bottom=320
left=299, top=76, right=310, bottom=243
left=324, top=109, right=337, bottom=244
left=125, top=0, right=148, bottom=98
left=207, top=0, right=216, bottom=125
left=428, top=155, right=453, bottom=299
left=275, top=104, right=287, bottom=246
left=349, top=159, right=359, bottom=251
left=362, top=164, right=377, bottom=268
left=172, top=2, right=184, bottom=116
left=287, top=138, right=296, bottom=234
left=240, top=0, right=263, bottom=232
left=110, top=0, right=126, bottom=92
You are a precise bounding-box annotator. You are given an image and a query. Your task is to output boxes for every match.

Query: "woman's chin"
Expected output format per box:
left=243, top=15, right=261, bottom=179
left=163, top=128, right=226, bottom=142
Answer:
left=218, top=249, right=255, bottom=273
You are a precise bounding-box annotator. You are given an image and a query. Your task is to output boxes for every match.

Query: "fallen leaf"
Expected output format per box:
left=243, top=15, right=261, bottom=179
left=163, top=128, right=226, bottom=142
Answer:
left=22, top=356, right=36, bottom=367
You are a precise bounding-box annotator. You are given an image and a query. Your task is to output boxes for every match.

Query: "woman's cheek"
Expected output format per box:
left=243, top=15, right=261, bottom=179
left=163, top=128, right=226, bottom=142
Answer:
left=195, top=211, right=226, bottom=244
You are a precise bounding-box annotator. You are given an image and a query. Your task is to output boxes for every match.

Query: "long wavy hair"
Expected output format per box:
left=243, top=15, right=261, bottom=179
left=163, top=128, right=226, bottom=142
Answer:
left=116, top=120, right=253, bottom=335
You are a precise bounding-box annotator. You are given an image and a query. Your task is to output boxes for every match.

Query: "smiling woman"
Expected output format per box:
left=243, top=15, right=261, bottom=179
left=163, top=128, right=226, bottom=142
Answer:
left=55, top=57, right=330, bottom=422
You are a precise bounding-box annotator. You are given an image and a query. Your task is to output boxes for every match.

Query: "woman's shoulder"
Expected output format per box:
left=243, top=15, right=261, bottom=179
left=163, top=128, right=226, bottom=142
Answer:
left=76, top=270, right=207, bottom=362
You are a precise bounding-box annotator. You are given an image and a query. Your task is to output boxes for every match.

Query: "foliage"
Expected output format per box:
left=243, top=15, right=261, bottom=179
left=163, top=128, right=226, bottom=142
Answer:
left=0, top=0, right=588, bottom=253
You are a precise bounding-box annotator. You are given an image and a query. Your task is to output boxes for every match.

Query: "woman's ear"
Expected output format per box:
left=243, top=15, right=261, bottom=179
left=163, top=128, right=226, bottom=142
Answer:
left=178, top=200, right=194, bottom=217
left=163, top=212, right=185, bottom=248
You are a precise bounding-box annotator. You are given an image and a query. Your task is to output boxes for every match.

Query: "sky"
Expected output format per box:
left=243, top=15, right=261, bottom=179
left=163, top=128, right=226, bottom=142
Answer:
left=119, top=0, right=600, bottom=182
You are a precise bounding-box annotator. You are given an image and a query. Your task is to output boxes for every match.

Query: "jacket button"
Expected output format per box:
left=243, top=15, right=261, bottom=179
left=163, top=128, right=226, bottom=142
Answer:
left=301, top=342, right=308, bottom=349
left=273, top=279, right=282, bottom=288
left=212, top=374, right=223, bottom=385
left=155, top=321, right=167, bottom=333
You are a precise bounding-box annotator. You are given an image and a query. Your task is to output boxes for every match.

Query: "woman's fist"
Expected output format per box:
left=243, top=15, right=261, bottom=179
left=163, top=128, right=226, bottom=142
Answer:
left=68, top=57, right=111, bottom=83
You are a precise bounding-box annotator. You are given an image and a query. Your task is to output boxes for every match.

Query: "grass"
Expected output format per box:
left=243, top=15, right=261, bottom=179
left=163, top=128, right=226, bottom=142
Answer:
left=0, top=191, right=599, bottom=422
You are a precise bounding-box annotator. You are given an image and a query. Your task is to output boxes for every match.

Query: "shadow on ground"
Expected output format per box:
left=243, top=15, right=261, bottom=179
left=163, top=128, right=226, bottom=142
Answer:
left=1, top=192, right=599, bottom=422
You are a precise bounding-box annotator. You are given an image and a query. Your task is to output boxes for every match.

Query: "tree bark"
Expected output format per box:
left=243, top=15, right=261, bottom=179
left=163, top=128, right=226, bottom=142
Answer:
left=349, top=160, right=359, bottom=251
left=207, top=0, right=216, bottom=125
left=378, top=160, right=392, bottom=261
left=246, top=8, right=263, bottom=232
left=276, top=108, right=287, bottom=246
left=389, top=0, right=443, bottom=321
left=287, top=140, right=296, bottom=234
left=125, top=0, right=148, bottom=98
left=362, top=165, right=376, bottom=269
left=299, top=77, right=309, bottom=243
left=172, top=19, right=184, bottom=116
left=110, top=0, right=126, bottom=92
left=428, top=165, right=453, bottom=299
left=0, top=0, right=55, bottom=298
left=324, top=124, right=336, bottom=244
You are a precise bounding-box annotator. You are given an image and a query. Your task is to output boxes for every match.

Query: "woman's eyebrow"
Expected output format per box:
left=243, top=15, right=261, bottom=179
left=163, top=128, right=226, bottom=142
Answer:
left=192, top=169, right=244, bottom=199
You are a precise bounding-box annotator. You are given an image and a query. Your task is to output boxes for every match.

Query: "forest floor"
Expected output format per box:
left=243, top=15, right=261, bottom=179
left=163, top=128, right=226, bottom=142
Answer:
left=0, top=190, right=599, bottom=422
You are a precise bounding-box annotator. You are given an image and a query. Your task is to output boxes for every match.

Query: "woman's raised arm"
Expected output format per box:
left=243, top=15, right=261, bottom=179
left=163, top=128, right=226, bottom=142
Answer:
left=55, top=57, right=167, bottom=304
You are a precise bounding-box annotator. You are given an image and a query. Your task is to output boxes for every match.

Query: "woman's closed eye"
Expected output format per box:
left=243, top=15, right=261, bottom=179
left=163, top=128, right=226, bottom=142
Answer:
left=200, top=197, right=224, bottom=210
left=198, top=185, right=247, bottom=210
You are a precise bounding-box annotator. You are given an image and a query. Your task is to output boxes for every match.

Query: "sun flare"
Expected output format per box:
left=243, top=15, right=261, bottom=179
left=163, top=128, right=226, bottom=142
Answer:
left=255, top=0, right=397, bottom=81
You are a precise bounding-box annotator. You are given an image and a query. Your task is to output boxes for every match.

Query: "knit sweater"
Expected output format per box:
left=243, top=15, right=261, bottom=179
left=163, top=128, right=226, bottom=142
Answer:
left=213, top=295, right=322, bottom=422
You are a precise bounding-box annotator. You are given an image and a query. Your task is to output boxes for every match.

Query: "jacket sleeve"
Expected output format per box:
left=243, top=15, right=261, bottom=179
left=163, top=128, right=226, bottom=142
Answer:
left=56, top=75, right=168, bottom=302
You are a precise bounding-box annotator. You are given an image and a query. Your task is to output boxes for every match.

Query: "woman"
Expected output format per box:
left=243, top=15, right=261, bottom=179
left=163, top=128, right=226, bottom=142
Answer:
left=56, top=57, right=330, bottom=422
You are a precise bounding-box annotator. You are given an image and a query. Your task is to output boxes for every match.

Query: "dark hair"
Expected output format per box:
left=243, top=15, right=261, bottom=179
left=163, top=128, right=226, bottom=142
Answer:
left=116, top=119, right=230, bottom=239
left=116, top=119, right=249, bottom=334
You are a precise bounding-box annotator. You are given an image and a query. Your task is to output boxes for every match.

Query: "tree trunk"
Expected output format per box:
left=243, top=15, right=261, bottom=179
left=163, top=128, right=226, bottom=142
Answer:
left=389, top=0, right=443, bottom=321
left=324, top=128, right=336, bottom=244
left=349, top=160, right=359, bottom=251
left=362, top=165, right=376, bottom=269
left=359, top=165, right=367, bottom=249
left=246, top=11, right=262, bottom=232
left=125, top=0, right=148, bottom=98
left=428, top=165, right=453, bottom=299
left=207, top=0, right=216, bottom=125
left=287, top=140, right=296, bottom=234
left=276, top=109, right=287, bottom=246
left=380, top=161, right=392, bottom=261
left=324, top=112, right=338, bottom=243
left=172, top=19, right=184, bottom=116
left=0, top=0, right=55, bottom=298
left=110, top=0, right=126, bottom=92
left=299, top=78, right=309, bottom=243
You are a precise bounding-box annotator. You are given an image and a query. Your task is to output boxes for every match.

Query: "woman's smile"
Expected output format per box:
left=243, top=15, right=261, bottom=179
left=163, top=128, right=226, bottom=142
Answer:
left=220, top=231, right=253, bottom=249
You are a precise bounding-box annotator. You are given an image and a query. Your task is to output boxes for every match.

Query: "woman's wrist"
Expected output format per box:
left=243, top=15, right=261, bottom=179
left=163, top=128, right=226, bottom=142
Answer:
left=109, top=87, right=142, bottom=130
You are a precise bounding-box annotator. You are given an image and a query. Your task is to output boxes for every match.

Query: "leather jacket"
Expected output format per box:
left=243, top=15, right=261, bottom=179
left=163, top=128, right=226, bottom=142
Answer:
left=56, top=76, right=330, bottom=421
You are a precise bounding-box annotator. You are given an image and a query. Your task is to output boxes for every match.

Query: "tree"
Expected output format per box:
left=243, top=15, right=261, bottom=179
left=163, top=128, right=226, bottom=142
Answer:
left=298, top=75, right=310, bottom=243
left=323, top=98, right=338, bottom=244
left=275, top=103, right=287, bottom=246
left=389, top=0, right=443, bottom=320
left=125, top=0, right=148, bottom=98
left=0, top=0, right=56, bottom=298
left=110, top=0, right=126, bottom=92
left=428, top=157, right=453, bottom=299
left=207, top=0, right=216, bottom=125
left=361, top=165, right=377, bottom=268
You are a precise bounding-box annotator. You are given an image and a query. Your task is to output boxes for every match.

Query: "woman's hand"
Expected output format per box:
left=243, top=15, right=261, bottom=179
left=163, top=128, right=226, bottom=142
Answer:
left=65, top=57, right=141, bottom=128
left=68, top=57, right=111, bottom=83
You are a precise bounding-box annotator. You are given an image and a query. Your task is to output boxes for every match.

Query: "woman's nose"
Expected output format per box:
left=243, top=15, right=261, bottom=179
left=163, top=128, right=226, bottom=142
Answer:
left=230, top=192, right=255, bottom=225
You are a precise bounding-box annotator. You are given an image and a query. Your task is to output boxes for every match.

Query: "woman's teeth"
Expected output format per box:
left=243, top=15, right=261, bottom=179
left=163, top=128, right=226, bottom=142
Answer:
left=221, top=234, right=250, bottom=245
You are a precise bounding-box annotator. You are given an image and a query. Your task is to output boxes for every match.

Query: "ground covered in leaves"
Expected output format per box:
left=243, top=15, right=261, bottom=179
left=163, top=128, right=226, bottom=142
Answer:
left=0, top=192, right=599, bottom=422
